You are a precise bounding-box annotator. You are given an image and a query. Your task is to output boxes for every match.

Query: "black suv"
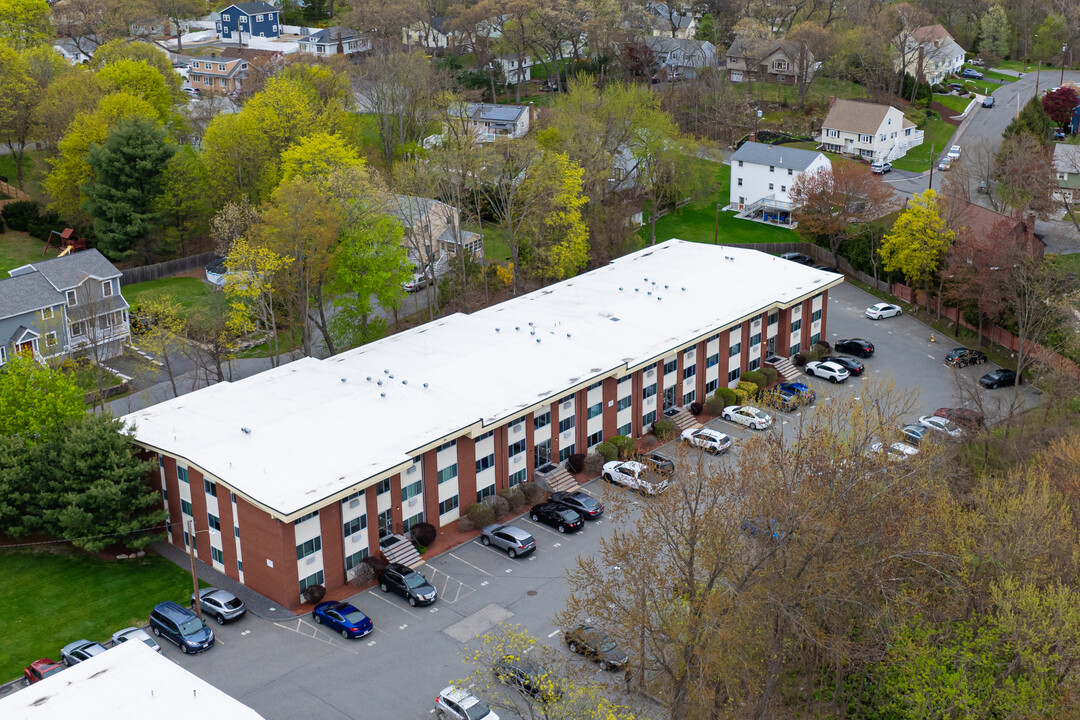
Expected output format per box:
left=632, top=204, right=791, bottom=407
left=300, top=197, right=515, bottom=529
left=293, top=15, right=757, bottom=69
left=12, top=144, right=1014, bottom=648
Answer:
left=148, top=601, right=214, bottom=654
left=944, top=347, right=987, bottom=368
left=378, top=562, right=437, bottom=606
left=834, top=338, right=875, bottom=358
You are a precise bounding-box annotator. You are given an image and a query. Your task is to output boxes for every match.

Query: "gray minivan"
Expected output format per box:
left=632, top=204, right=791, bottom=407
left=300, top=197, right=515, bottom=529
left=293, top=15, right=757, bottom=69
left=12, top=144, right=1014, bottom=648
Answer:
left=148, top=601, right=215, bottom=654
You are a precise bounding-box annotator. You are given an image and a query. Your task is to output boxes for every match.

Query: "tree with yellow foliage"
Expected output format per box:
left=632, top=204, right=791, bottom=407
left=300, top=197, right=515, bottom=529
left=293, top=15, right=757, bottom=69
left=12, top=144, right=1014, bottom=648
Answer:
left=879, top=189, right=955, bottom=312
left=223, top=238, right=293, bottom=366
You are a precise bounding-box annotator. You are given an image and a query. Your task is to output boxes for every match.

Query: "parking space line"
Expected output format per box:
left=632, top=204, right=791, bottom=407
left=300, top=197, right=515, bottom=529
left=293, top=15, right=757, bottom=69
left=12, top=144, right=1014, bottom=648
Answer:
left=366, top=590, right=423, bottom=619
left=426, top=566, right=477, bottom=604
left=522, top=518, right=572, bottom=538
left=448, top=551, right=496, bottom=576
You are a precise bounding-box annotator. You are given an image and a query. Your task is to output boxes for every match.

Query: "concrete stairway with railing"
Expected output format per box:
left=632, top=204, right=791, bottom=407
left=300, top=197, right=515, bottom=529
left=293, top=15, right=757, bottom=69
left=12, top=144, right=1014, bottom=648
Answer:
left=768, top=356, right=800, bottom=382
left=379, top=534, right=422, bottom=568
left=663, top=406, right=700, bottom=432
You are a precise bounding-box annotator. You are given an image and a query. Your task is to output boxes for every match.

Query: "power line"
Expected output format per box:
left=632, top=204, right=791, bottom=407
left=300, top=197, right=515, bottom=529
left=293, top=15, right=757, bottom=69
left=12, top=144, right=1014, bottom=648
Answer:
left=0, top=523, right=168, bottom=549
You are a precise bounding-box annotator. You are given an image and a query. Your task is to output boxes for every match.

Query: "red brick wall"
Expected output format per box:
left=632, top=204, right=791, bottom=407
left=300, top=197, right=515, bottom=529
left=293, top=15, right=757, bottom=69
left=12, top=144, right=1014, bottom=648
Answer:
left=550, top=400, right=560, bottom=459
left=801, top=298, right=813, bottom=349
left=602, top=378, right=617, bottom=439
left=234, top=497, right=299, bottom=610
left=575, top=388, right=588, bottom=450
left=525, top=412, right=536, bottom=478
left=319, top=502, right=345, bottom=593
left=631, top=371, right=643, bottom=438
left=185, top=466, right=211, bottom=564
left=456, top=438, right=478, bottom=506
left=161, top=456, right=182, bottom=547
left=216, top=490, right=239, bottom=581
left=819, top=290, right=829, bottom=338
left=695, top=341, right=706, bottom=399
left=741, top=322, right=751, bottom=374
left=777, top=308, right=791, bottom=355
left=365, top=488, right=381, bottom=559
left=422, top=451, right=439, bottom=525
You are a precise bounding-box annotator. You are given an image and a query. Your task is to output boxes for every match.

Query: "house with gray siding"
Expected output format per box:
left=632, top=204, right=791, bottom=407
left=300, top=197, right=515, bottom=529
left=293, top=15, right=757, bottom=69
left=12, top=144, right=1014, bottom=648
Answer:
left=0, top=249, right=130, bottom=364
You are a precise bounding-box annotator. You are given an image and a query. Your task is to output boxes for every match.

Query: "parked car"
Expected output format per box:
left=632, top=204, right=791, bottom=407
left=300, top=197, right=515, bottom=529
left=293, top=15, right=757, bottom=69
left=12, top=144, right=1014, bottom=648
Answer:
left=403, top=274, right=429, bottom=292
left=378, top=563, right=437, bottom=606
left=129, top=314, right=155, bottom=335
left=933, top=407, right=985, bottom=431
left=918, top=414, right=964, bottom=437
left=947, top=82, right=965, bottom=92
left=148, top=601, right=215, bottom=654
left=870, top=161, right=892, bottom=174
left=722, top=405, right=774, bottom=430
left=834, top=338, right=875, bottom=358
left=191, top=587, right=246, bottom=625
left=636, top=451, right=674, bottom=476
left=865, top=302, right=902, bottom=320
left=804, top=360, right=850, bottom=384
left=530, top=502, right=584, bottom=533
left=944, top=347, right=988, bottom=368
left=1055, top=128, right=1068, bottom=140
left=819, top=355, right=865, bottom=375
left=23, top=658, right=63, bottom=685
left=549, top=490, right=604, bottom=519
left=979, top=368, right=1018, bottom=388
left=870, top=441, right=919, bottom=461
left=961, top=68, right=983, bottom=79
left=493, top=656, right=561, bottom=701
left=780, top=252, right=814, bottom=265
left=435, top=685, right=500, bottom=720
left=111, top=626, right=161, bottom=653
left=937, top=157, right=953, bottom=171
left=947, top=145, right=962, bottom=159
left=779, top=381, right=816, bottom=405
left=982, top=95, right=995, bottom=108
left=765, top=387, right=799, bottom=412
left=680, top=427, right=733, bottom=454
left=970, top=57, right=985, bottom=66
left=480, top=524, right=537, bottom=557
left=900, top=424, right=929, bottom=445
left=601, top=460, right=669, bottom=494
left=60, top=639, right=107, bottom=666
left=565, top=625, right=628, bottom=671
left=311, top=601, right=374, bottom=639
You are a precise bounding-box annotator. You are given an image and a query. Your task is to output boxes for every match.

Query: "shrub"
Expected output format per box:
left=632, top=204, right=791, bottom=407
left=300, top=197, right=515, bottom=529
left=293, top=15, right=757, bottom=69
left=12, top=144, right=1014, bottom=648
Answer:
left=458, top=515, right=474, bottom=532
left=584, top=450, right=604, bottom=476
left=737, top=380, right=759, bottom=398
left=410, top=521, right=437, bottom=547
left=498, top=486, right=527, bottom=510
left=517, top=482, right=543, bottom=503
left=28, top=210, right=64, bottom=242
left=364, top=556, right=388, bottom=574
left=611, top=435, right=635, bottom=459
left=483, top=493, right=511, bottom=519
left=742, top=370, right=766, bottom=391
left=714, top=387, right=738, bottom=405
left=350, top=562, right=377, bottom=586
left=0, top=216, right=5, bottom=234
left=1, top=200, right=40, bottom=232
left=301, top=583, right=326, bottom=605
left=793, top=353, right=807, bottom=367
left=653, top=418, right=677, bottom=441
left=689, top=401, right=704, bottom=416
left=816, top=340, right=831, bottom=352
left=733, top=386, right=749, bottom=402
left=567, top=453, right=586, bottom=473
left=466, top=502, right=496, bottom=527
left=596, top=441, right=618, bottom=462
left=705, top=395, right=727, bottom=415
left=760, top=366, right=778, bottom=385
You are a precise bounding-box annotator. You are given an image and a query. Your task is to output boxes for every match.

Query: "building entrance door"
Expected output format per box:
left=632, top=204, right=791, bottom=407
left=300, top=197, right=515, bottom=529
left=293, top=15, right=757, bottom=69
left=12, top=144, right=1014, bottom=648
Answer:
left=535, top=439, right=551, bottom=468
left=663, top=386, right=677, bottom=410
left=377, top=509, right=394, bottom=539
left=766, top=335, right=777, bottom=357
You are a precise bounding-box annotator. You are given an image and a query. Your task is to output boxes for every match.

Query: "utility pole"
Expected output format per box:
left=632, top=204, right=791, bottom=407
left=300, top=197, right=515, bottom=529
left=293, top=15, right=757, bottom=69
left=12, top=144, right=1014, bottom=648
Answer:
left=927, top=143, right=934, bottom=191
left=714, top=202, right=721, bottom=244
left=1036, top=59, right=1042, bottom=96
left=187, top=518, right=203, bottom=621
left=1062, top=44, right=1068, bottom=86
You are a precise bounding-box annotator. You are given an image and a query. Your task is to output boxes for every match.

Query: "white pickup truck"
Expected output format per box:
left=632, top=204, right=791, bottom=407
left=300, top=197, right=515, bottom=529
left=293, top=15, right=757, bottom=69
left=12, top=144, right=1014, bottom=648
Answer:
left=601, top=460, right=668, bottom=495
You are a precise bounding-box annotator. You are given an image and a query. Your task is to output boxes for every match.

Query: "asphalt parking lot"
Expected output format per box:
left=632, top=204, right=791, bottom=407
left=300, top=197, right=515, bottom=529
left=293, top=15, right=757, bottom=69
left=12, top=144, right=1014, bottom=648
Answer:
left=16, top=282, right=1040, bottom=719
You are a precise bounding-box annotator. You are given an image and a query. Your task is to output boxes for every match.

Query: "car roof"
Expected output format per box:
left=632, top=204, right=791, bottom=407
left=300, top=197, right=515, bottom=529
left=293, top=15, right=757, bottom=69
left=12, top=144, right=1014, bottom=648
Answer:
left=440, top=685, right=474, bottom=703
left=500, top=525, right=534, bottom=539
left=819, top=361, right=845, bottom=370
left=385, top=562, right=413, bottom=573
left=203, top=588, right=237, bottom=600
left=616, top=460, right=646, bottom=471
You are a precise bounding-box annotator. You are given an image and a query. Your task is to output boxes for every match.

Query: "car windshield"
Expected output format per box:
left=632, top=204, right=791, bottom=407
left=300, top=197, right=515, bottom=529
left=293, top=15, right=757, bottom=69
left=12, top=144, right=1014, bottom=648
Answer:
left=464, top=700, right=493, bottom=720
left=559, top=509, right=582, bottom=522
left=180, top=618, right=205, bottom=635
left=141, top=637, right=157, bottom=648
left=577, top=496, right=600, bottom=509
left=342, top=609, right=368, bottom=623
left=600, top=638, right=617, bottom=652
left=940, top=420, right=958, bottom=432
left=404, top=573, right=428, bottom=589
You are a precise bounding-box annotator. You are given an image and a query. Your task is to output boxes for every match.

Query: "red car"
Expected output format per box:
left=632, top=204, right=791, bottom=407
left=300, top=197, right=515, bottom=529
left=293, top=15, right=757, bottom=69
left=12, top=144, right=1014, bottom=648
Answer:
left=24, top=658, right=63, bottom=685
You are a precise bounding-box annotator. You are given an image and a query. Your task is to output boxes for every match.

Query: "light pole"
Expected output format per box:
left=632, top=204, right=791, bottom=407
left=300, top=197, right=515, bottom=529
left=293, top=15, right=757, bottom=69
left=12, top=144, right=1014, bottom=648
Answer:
left=1062, top=44, right=1068, bottom=85
left=186, top=518, right=218, bottom=621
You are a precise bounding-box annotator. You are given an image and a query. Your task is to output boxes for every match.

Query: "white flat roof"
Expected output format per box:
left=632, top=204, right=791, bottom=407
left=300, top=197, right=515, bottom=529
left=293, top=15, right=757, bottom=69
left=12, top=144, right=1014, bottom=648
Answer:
left=0, top=640, right=265, bottom=720
left=123, top=240, right=842, bottom=518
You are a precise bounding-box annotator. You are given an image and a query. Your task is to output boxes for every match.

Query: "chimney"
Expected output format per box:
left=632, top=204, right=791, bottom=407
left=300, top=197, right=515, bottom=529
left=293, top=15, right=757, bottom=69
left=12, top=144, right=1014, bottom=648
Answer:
left=828, top=94, right=836, bottom=109
left=528, top=101, right=535, bottom=125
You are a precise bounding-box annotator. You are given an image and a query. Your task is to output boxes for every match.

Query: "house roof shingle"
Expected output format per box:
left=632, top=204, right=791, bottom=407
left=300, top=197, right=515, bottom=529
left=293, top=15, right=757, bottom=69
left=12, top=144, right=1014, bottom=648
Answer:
left=11, top=248, right=121, bottom=291
left=300, top=26, right=360, bottom=44
left=911, top=24, right=953, bottom=45
left=230, top=2, right=277, bottom=15
left=0, top=272, right=60, bottom=322
left=822, top=99, right=905, bottom=134
left=730, top=141, right=828, bottom=172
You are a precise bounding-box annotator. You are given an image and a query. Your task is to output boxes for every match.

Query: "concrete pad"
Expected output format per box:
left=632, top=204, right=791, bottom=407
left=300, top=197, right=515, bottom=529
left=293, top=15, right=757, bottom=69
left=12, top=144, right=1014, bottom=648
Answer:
left=442, top=603, right=514, bottom=643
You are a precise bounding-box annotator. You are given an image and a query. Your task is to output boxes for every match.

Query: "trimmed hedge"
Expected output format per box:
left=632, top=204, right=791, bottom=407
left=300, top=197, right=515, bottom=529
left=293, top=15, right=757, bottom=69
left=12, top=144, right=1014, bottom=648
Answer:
left=652, top=418, right=677, bottom=441
left=714, top=387, right=738, bottom=405
left=689, top=401, right=703, bottom=415
left=466, top=502, right=496, bottom=527
left=760, top=366, right=778, bottom=385
left=793, top=353, right=807, bottom=367
left=742, top=370, right=766, bottom=392
left=596, top=441, right=618, bottom=462
left=518, top=482, right=544, bottom=502
left=1, top=200, right=39, bottom=232
left=483, top=493, right=511, bottom=519
left=567, top=453, right=585, bottom=473
left=705, top=395, right=727, bottom=415
left=411, top=522, right=437, bottom=546
left=737, top=380, right=759, bottom=398
left=301, top=583, right=326, bottom=604
left=733, top=386, right=749, bottom=402
left=498, top=486, right=527, bottom=510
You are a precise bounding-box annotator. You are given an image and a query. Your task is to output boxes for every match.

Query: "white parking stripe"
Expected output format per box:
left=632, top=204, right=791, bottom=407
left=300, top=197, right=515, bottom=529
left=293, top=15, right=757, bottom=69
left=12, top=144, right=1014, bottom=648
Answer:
left=366, top=589, right=423, bottom=618
left=448, top=551, right=496, bottom=576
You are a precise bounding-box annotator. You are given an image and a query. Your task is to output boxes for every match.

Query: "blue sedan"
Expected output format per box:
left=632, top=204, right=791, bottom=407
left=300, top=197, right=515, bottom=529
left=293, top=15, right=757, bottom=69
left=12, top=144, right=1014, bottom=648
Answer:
left=312, top=601, right=374, bottom=639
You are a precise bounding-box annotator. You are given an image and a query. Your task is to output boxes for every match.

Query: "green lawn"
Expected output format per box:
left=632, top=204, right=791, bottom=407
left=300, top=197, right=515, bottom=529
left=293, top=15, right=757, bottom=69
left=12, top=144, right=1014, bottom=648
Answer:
left=785, top=140, right=861, bottom=167
left=0, top=230, right=47, bottom=273
left=465, top=221, right=511, bottom=263
left=933, top=93, right=973, bottom=114
left=744, top=75, right=868, bottom=107
left=0, top=548, right=196, bottom=681
left=122, top=277, right=217, bottom=318
left=890, top=118, right=957, bottom=172
left=0, top=150, right=46, bottom=202
left=962, top=64, right=1017, bottom=83
left=1050, top=252, right=1080, bottom=275
left=994, top=60, right=1032, bottom=73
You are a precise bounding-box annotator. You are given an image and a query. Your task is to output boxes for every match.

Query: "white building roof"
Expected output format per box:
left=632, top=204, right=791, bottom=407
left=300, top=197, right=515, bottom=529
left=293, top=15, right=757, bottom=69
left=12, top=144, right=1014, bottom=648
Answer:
left=0, top=640, right=265, bottom=720
left=123, top=240, right=843, bottom=519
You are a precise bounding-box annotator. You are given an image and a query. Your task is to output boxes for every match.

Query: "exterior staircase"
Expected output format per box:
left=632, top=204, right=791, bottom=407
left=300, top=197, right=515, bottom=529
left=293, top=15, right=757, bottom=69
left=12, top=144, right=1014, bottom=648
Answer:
left=534, top=462, right=579, bottom=493
left=663, top=406, right=700, bottom=431
left=379, top=534, right=421, bottom=568
left=767, top=355, right=800, bottom=382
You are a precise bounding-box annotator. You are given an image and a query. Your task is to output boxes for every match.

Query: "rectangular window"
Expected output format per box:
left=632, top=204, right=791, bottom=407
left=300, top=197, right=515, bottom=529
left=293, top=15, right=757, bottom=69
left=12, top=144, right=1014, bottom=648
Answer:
left=476, top=430, right=493, bottom=441
left=343, top=515, right=367, bottom=537
left=439, top=495, right=459, bottom=515
left=706, top=353, right=720, bottom=368
left=401, top=479, right=422, bottom=501
left=204, top=479, right=217, bottom=497
left=296, top=537, right=322, bottom=560
left=559, top=443, right=576, bottom=461
left=211, top=546, right=224, bottom=564
left=437, top=464, right=458, bottom=484
left=234, top=526, right=239, bottom=538
left=559, top=393, right=574, bottom=406
left=791, top=319, right=802, bottom=332
left=812, top=309, right=822, bottom=322
left=70, top=322, right=84, bottom=337
left=642, top=410, right=657, bottom=426
left=664, top=359, right=678, bottom=374
left=617, top=422, right=632, bottom=436
left=683, top=364, right=696, bottom=379
left=66, top=289, right=77, bottom=306
left=238, top=560, right=243, bottom=573
left=750, top=332, right=762, bottom=346
left=749, top=357, right=761, bottom=371
left=587, top=402, right=603, bottom=419
left=508, top=468, right=527, bottom=487
left=296, top=510, right=319, bottom=524
left=769, top=165, right=775, bottom=172
left=102, top=281, right=113, bottom=297
left=345, top=548, right=369, bottom=571
left=40, top=306, right=55, bottom=320
left=737, top=160, right=743, bottom=167
left=477, top=485, right=496, bottom=501
left=643, top=383, right=657, bottom=399
left=45, top=332, right=57, bottom=347
left=768, top=183, right=774, bottom=190
left=181, top=499, right=192, bottom=516
left=587, top=430, right=603, bottom=446
left=207, top=513, right=220, bottom=531
left=587, top=380, right=603, bottom=391
left=375, top=478, right=391, bottom=495
left=177, top=467, right=189, bottom=484
left=341, top=490, right=363, bottom=506
left=509, top=438, right=526, bottom=456
left=558, top=416, right=575, bottom=432
left=475, top=453, right=495, bottom=474
left=791, top=343, right=801, bottom=356
left=534, top=411, right=551, bottom=430
left=437, top=439, right=457, bottom=452
left=737, top=177, right=743, bottom=186
left=788, top=168, right=793, bottom=176
left=728, top=368, right=741, bottom=382
left=768, top=312, right=778, bottom=325
left=617, top=396, right=632, bottom=411
left=811, top=333, right=821, bottom=345
left=705, top=379, right=719, bottom=393
left=780, top=185, right=786, bottom=193
left=299, top=570, right=324, bottom=592
left=729, top=342, right=741, bottom=357
left=256, top=13, right=264, bottom=20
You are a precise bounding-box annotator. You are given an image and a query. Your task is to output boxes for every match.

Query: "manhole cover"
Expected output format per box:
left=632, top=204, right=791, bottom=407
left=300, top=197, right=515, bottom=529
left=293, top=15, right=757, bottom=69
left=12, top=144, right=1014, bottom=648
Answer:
left=527, top=590, right=538, bottom=596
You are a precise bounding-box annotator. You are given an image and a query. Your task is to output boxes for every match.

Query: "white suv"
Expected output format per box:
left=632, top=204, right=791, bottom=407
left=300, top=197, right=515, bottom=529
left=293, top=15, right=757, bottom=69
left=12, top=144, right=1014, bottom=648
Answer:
left=435, top=686, right=499, bottom=720
left=804, top=360, right=850, bottom=384
left=680, top=427, right=733, bottom=454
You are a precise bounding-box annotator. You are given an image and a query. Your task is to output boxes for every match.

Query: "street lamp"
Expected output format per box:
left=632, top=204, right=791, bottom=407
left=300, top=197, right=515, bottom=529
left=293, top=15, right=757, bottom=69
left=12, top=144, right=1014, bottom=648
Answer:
left=1062, top=43, right=1069, bottom=85
left=186, top=518, right=219, bottom=621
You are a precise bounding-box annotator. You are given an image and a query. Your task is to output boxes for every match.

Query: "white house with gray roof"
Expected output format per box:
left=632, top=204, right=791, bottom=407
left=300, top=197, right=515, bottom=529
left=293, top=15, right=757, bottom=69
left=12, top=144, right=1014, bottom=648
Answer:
left=447, top=102, right=532, bottom=142
left=730, top=141, right=831, bottom=226
left=0, top=249, right=130, bottom=364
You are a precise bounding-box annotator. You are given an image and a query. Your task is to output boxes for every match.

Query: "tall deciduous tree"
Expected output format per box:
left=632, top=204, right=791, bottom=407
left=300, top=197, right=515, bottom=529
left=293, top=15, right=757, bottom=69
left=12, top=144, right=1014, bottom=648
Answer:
left=526, top=150, right=590, bottom=282
left=0, top=0, right=51, bottom=49
left=83, top=115, right=176, bottom=262
left=979, top=4, right=1010, bottom=60
left=51, top=0, right=133, bottom=58
left=352, top=48, right=443, bottom=166
left=944, top=216, right=1017, bottom=345
left=224, top=238, right=293, bottom=366
left=97, top=58, right=178, bottom=123
left=153, top=145, right=211, bottom=256
left=994, top=133, right=1056, bottom=218
left=0, top=353, right=84, bottom=441
left=134, top=292, right=188, bottom=398
left=90, top=38, right=184, bottom=97
left=879, top=189, right=954, bottom=311
left=149, top=0, right=204, bottom=51
left=0, top=42, right=34, bottom=189
left=279, top=132, right=363, bottom=182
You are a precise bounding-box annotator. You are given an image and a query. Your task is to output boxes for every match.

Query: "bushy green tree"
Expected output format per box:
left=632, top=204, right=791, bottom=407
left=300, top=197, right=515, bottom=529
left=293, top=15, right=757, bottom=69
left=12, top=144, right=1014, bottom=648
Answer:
left=979, top=5, right=1010, bottom=59
left=0, top=353, right=83, bottom=441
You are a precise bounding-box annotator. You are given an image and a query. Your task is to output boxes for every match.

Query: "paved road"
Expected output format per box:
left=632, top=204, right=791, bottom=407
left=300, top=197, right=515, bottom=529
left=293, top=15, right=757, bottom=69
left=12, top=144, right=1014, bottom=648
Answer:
left=83, top=281, right=1042, bottom=720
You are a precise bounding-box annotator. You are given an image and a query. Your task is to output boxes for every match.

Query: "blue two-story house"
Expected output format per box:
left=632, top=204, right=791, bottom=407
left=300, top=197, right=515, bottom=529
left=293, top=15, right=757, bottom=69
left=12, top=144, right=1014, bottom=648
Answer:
left=216, top=2, right=281, bottom=41
left=0, top=249, right=130, bottom=365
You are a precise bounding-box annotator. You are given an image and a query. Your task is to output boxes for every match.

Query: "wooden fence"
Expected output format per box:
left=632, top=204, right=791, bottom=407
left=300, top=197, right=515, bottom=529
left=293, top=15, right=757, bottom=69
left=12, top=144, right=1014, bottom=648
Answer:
left=120, top=252, right=218, bottom=286
left=0, top=179, right=31, bottom=208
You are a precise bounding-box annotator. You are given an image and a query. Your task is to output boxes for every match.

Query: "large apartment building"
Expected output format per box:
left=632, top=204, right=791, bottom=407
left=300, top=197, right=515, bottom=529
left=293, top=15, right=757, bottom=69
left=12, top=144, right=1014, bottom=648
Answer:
left=123, top=240, right=843, bottom=610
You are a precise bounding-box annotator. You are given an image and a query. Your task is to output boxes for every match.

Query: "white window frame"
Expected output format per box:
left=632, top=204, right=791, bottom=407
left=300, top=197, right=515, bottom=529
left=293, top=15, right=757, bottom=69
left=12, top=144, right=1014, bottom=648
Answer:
left=70, top=321, right=84, bottom=337
left=40, top=306, right=55, bottom=320
left=66, top=289, right=77, bottom=306
left=101, top=280, right=113, bottom=297
left=222, top=13, right=230, bottom=20
left=45, top=331, right=58, bottom=347
left=0, top=346, right=6, bottom=365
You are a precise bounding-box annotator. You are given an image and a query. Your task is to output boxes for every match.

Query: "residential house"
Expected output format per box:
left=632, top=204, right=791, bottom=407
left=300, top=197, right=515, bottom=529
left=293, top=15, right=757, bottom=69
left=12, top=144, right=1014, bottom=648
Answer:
left=447, top=102, right=533, bottom=142
left=297, top=26, right=371, bottom=57
left=896, top=24, right=965, bottom=85
left=216, top=2, right=280, bottom=41
left=730, top=141, right=831, bottom=226
left=53, top=37, right=97, bottom=64
left=122, top=240, right=842, bottom=611
left=219, top=46, right=283, bottom=62
left=495, top=54, right=533, bottom=84
left=390, top=195, right=483, bottom=280
left=949, top=198, right=1043, bottom=258
left=130, top=17, right=171, bottom=39
left=820, top=99, right=923, bottom=162
left=1053, top=143, right=1080, bottom=204
left=403, top=16, right=455, bottom=49
left=725, top=36, right=814, bottom=84
left=644, top=36, right=717, bottom=78
left=187, top=55, right=248, bottom=94
left=0, top=249, right=129, bottom=364
left=649, top=2, right=697, bottom=38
